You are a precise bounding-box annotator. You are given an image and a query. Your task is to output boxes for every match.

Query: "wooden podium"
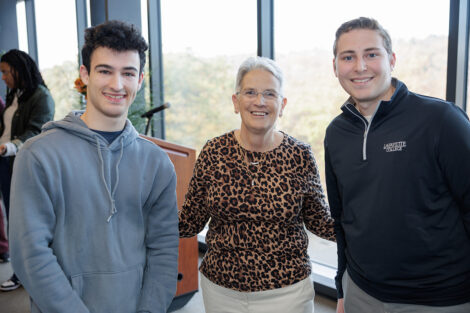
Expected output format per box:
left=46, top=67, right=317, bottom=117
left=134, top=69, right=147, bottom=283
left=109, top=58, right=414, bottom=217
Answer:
left=141, top=135, right=199, bottom=311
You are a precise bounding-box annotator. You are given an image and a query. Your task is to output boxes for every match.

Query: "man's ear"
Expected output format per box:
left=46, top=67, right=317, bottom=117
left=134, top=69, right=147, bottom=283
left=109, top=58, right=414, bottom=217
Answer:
left=137, top=72, right=144, bottom=90
left=389, top=52, right=396, bottom=71
left=333, top=58, right=338, bottom=77
left=79, top=65, right=90, bottom=85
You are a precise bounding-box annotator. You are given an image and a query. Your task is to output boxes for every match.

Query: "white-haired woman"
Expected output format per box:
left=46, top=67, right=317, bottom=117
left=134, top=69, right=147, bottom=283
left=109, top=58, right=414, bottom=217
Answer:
left=179, top=56, right=335, bottom=313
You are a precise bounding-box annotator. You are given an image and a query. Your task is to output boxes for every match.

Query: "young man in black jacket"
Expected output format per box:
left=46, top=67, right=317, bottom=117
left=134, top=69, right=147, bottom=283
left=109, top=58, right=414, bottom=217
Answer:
left=325, top=17, right=470, bottom=313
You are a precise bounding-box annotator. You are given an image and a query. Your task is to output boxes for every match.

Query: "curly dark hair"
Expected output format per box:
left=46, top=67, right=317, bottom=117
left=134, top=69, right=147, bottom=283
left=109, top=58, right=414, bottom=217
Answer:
left=1, top=49, right=47, bottom=103
left=81, top=20, right=148, bottom=74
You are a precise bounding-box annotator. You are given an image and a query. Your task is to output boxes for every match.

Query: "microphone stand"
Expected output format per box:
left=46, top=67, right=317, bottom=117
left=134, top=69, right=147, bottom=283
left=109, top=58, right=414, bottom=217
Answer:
left=144, top=115, right=152, bottom=136
left=141, top=103, right=170, bottom=136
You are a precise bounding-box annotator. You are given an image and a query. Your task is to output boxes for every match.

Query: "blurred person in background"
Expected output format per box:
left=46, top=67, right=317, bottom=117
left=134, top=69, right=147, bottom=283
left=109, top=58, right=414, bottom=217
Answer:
left=0, top=95, right=7, bottom=264
left=0, top=49, right=54, bottom=291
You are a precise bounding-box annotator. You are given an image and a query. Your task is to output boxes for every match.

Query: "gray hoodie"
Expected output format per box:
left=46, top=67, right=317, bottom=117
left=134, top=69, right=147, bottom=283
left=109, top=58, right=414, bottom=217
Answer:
left=10, top=111, right=179, bottom=313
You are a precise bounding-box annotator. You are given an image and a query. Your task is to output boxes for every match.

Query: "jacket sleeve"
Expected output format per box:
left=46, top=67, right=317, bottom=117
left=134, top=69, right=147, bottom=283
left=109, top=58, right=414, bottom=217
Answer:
left=437, top=105, right=470, bottom=237
left=10, top=147, right=90, bottom=313
left=178, top=143, right=211, bottom=237
left=138, top=160, right=179, bottom=313
left=302, top=146, right=336, bottom=241
left=13, top=87, right=55, bottom=148
left=324, top=137, right=346, bottom=299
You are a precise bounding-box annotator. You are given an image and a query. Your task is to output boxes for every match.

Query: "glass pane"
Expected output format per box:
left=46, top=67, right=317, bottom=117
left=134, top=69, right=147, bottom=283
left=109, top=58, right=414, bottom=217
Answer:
left=467, top=55, right=470, bottom=115
left=161, top=0, right=257, bottom=150
left=16, top=0, right=28, bottom=52
left=140, top=0, right=148, bottom=43
left=126, top=0, right=150, bottom=134
left=275, top=0, right=449, bottom=271
left=35, top=0, right=80, bottom=121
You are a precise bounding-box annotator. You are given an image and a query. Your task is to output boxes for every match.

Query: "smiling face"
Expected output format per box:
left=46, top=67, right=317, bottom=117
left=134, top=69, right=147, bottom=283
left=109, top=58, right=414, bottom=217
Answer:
left=232, top=69, right=287, bottom=136
left=0, top=62, right=16, bottom=89
left=80, top=46, right=144, bottom=130
left=334, top=29, right=396, bottom=115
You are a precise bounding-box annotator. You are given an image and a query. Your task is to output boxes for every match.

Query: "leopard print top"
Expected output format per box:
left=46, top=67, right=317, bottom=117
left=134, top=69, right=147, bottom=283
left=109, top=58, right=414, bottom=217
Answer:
left=179, top=131, right=335, bottom=292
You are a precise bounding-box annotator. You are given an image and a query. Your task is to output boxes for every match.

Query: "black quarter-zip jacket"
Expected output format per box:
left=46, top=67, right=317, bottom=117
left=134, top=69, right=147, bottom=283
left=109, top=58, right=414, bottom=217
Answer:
left=325, top=79, right=470, bottom=306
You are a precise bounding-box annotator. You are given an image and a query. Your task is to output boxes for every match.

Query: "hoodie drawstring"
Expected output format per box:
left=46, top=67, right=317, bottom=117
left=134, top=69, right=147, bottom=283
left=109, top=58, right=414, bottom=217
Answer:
left=96, top=136, right=125, bottom=223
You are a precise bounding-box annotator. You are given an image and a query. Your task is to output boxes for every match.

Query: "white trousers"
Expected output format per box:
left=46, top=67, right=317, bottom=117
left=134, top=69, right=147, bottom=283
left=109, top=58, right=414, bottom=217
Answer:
left=201, top=274, right=314, bottom=313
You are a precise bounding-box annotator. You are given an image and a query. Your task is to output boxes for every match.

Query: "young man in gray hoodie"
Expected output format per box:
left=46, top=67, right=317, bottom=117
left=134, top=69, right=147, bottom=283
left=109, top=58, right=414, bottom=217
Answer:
left=9, top=20, right=179, bottom=313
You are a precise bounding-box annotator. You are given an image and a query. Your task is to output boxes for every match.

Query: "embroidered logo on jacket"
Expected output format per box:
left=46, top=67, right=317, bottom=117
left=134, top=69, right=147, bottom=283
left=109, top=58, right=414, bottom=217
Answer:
left=383, top=141, right=406, bottom=152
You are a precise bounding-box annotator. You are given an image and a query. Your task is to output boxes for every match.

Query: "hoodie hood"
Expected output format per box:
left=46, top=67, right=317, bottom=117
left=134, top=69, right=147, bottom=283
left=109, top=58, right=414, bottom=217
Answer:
left=42, top=110, right=140, bottom=222
left=42, top=110, right=139, bottom=151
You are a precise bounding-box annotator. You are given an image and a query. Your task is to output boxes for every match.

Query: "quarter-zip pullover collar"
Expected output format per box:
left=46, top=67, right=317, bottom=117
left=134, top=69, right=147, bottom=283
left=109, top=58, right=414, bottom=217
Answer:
left=340, top=78, right=403, bottom=160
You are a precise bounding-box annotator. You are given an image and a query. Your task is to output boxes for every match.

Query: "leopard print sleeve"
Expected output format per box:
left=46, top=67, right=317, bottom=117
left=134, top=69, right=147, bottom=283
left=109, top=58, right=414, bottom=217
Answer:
left=301, top=145, right=336, bottom=242
left=178, top=141, right=212, bottom=237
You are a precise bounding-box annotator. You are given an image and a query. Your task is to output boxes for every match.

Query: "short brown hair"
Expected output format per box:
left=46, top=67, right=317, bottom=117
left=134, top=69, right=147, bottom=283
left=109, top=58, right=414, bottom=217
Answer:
left=333, top=17, right=393, bottom=57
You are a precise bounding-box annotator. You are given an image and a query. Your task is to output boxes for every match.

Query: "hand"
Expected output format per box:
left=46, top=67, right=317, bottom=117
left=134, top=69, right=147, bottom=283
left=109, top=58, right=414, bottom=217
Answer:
left=0, top=144, right=6, bottom=155
left=336, top=298, right=345, bottom=313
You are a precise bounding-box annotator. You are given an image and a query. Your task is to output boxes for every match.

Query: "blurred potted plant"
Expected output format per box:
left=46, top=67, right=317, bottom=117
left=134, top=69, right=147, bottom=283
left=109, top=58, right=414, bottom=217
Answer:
left=74, top=77, right=87, bottom=109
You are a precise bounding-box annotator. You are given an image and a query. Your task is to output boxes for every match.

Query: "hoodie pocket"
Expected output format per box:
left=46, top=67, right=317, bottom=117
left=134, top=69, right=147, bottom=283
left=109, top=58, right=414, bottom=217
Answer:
left=71, top=265, right=143, bottom=313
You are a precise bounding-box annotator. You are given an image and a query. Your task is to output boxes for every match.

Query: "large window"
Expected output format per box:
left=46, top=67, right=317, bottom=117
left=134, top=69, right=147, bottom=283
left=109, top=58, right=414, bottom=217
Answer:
left=16, top=1, right=28, bottom=52
left=161, top=0, right=257, bottom=150
left=274, top=0, right=450, bottom=281
left=34, top=0, right=81, bottom=120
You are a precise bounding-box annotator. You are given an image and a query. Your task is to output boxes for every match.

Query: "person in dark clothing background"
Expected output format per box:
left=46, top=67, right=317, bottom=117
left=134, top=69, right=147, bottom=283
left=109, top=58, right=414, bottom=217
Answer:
left=325, top=17, right=470, bottom=313
left=0, top=95, right=7, bottom=264
left=0, top=49, right=55, bottom=291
